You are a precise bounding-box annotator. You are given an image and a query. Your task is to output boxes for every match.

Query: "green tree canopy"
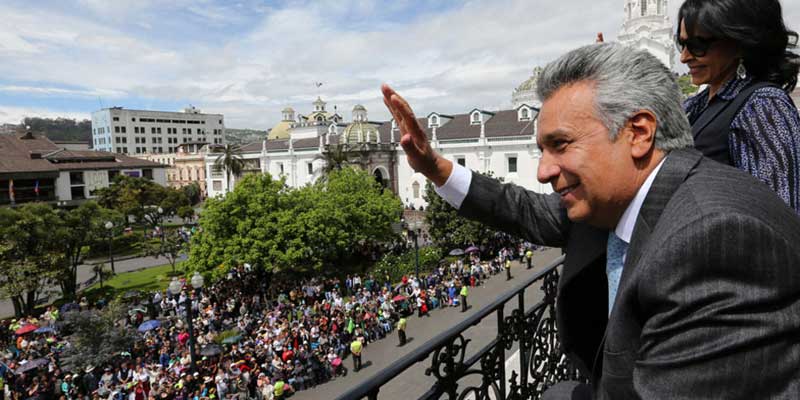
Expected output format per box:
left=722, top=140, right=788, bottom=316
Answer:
left=423, top=178, right=502, bottom=253
left=187, top=168, right=402, bottom=279
left=95, top=175, right=190, bottom=228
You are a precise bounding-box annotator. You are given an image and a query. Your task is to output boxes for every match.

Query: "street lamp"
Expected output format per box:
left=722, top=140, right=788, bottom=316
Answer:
left=169, top=273, right=204, bottom=373
left=104, top=221, right=115, bottom=274
left=393, top=218, right=424, bottom=280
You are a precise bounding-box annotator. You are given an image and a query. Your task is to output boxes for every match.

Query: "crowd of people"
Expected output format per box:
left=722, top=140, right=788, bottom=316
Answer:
left=0, top=237, right=539, bottom=400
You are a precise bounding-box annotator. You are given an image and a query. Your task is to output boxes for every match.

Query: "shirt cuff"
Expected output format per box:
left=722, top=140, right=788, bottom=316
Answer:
left=433, top=162, right=472, bottom=209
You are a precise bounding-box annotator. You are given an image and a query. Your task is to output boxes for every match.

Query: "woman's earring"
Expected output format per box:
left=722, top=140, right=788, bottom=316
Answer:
left=737, top=59, right=747, bottom=80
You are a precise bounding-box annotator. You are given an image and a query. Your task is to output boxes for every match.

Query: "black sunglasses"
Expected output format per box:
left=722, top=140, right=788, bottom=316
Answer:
left=674, top=35, right=720, bottom=57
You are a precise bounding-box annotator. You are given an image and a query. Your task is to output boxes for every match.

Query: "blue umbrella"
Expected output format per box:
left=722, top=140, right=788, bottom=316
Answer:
left=137, top=320, right=161, bottom=333
left=34, top=326, right=55, bottom=334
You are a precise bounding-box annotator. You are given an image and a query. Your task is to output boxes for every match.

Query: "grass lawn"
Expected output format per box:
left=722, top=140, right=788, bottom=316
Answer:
left=83, top=262, right=185, bottom=301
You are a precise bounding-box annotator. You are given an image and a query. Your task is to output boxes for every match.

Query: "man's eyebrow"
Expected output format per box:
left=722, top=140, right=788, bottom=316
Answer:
left=538, top=129, right=570, bottom=148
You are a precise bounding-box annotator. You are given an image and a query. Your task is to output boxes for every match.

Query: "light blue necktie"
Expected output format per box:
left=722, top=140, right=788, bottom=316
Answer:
left=606, top=232, right=628, bottom=316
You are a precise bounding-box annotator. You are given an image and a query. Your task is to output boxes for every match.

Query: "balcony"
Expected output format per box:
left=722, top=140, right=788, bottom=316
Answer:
left=338, top=255, right=585, bottom=400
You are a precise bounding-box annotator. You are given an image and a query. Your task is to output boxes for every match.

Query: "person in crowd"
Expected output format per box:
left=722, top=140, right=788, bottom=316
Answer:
left=349, top=338, right=362, bottom=373
left=382, top=42, right=800, bottom=399
left=397, top=317, right=407, bottom=347
left=677, top=0, right=800, bottom=212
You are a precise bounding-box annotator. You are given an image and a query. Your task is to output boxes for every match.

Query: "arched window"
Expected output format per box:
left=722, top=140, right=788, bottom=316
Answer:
left=430, top=115, right=439, bottom=127
left=412, top=181, right=420, bottom=199
left=472, top=112, right=480, bottom=124
left=521, top=108, right=529, bottom=120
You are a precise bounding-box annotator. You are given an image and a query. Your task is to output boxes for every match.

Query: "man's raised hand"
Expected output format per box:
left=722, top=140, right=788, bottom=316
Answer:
left=381, top=83, right=452, bottom=186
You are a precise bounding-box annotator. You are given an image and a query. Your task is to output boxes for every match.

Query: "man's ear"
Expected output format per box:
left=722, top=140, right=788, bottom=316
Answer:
left=625, top=110, right=658, bottom=159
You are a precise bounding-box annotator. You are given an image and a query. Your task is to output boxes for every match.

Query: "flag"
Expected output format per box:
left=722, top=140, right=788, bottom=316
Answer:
left=315, top=82, right=323, bottom=88
left=8, top=179, right=14, bottom=204
left=34, top=180, right=39, bottom=196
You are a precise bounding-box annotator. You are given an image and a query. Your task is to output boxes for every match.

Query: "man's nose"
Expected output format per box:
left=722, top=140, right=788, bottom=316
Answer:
left=537, top=152, right=559, bottom=184
left=679, top=46, right=693, bottom=64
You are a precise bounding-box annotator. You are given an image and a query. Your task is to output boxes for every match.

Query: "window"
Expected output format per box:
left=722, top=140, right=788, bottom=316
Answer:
left=113, top=117, right=119, bottom=121
left=121, top=126, right=126, bottom=133
left=307, top=162, right=313, bottom=175
left=520, top=108, right=530, bottom=120
left=71, top=186, right=85, bottom=199
left=430, top=115, right=439, bottom=127
left=115, top=126, right=121, bottom=133
left=69, top=171, right=84, bottom=185
left=279, top=163, right=284, bottom=175
left=412, top=181, right=420, bottom=199
left=108, top=170, right=120, bottom=181
left=471, top=112, right=480, bottom=124
left=641, top=0, right=646, bottom=15
left=508, top=156, right=518, bottom=173
left=132, top=118, right=136, bottom=122
left=457, top=157, right=466, bottom=167
left=143, top=169, right=153, bottom=180
left=151, top=127, right=156, bottom=134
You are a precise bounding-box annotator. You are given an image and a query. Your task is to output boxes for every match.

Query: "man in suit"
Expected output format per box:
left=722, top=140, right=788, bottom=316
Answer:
left=381, top=43, right=800, bottom=399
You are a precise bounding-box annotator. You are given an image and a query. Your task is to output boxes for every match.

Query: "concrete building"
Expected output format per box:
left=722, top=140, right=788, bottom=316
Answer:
left=0, top=130, right=167, bottom=207
left=91, top=106, right=225, bottom=155
left=618, top=0, right=674, bottom=69
left=137, top=142, right=213, bottom=196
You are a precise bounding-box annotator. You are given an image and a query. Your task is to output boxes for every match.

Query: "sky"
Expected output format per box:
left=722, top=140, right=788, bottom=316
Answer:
left=1, top=0, right=798, bottom=130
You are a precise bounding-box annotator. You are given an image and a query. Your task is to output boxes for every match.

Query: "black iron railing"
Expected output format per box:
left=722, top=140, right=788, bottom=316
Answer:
left=337, top=255, right=585, bottom=400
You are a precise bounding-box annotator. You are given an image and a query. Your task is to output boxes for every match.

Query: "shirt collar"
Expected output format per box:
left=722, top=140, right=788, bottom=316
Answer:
left=614, top=156, right=667, bottom=243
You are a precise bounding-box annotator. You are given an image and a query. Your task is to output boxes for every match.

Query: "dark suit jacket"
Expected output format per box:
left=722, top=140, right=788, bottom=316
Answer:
left=459, top=148, right=800, bottom=399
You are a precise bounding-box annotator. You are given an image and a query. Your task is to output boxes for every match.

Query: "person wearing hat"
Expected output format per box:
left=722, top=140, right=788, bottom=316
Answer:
left=61, top=374, right=74, bottom=398
left=83, top=366, right=99, bottom=395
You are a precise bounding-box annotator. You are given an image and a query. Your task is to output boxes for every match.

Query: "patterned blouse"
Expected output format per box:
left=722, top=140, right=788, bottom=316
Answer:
left=684, top=76, right=800, bottom=213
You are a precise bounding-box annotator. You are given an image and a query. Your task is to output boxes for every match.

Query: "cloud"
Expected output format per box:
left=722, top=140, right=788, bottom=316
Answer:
left=1, top=0, right=798, bottom=131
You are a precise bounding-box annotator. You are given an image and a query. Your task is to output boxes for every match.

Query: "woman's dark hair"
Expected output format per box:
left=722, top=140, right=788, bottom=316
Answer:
left=677, top=0, right=799, bottom=92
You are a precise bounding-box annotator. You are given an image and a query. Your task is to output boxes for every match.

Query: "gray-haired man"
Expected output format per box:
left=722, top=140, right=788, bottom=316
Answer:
left=382, top=43, right=800, bottom=399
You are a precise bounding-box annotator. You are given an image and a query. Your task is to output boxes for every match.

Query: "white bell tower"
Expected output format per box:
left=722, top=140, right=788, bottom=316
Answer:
left=618, top=0, right=675, bottom=69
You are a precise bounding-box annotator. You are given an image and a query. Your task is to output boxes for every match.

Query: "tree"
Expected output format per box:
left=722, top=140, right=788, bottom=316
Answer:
left=677, top=74, right=699, bottom=97
left=57, top=202, right=122, bottom=300
left=181, top=182, right=202, bottom=205
left=313, top=144, right=359, bottom=179
left=0, top=204, right=65, bottom=316
left=187, top=168, right=402, bottom=279
left=62, top=299, right=137, bottom=370
left=423, top=178, right=502, bottom=253
left=145, top=230, right=187, bottom=274
left=214, top=144, right=245, bottom=192
left=95, top=175, right=190, bottom=238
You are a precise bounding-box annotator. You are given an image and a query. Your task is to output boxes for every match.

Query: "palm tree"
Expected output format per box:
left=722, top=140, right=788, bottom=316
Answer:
left=214, top=144, right=245, bottom=192
left=313, top=144, right=361, bottom=181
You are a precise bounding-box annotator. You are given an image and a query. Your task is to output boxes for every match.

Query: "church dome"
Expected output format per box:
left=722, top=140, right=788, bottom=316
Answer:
left=342, top=121, right=380, bottom=144
left=514, top=67, right=543, bottom=93
left=282, top=107, right=295, bottom=113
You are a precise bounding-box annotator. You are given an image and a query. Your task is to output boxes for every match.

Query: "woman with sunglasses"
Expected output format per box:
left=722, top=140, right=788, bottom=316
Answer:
left=678, top=0, right=800, bottom=213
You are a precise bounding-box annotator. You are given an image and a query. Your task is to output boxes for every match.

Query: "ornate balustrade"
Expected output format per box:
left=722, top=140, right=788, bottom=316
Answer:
left=338, top=255, right=585, bottom=400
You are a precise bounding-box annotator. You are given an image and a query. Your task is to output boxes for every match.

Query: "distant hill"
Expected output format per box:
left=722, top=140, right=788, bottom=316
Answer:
left=4, top=117, right=93, bottom=143
left=225, top=128, right=266, bottom=145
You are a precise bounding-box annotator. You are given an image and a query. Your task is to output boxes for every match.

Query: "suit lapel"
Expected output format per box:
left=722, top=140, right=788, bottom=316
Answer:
left=618, top=149, right=704, bottom=292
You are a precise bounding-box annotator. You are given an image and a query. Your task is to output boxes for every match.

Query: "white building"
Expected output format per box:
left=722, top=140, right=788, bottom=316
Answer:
left=205, top=71, right=551, bottom=207
left=91, top=106, right=225, bottom=155
left=618, top=0, right=675, bottom=69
